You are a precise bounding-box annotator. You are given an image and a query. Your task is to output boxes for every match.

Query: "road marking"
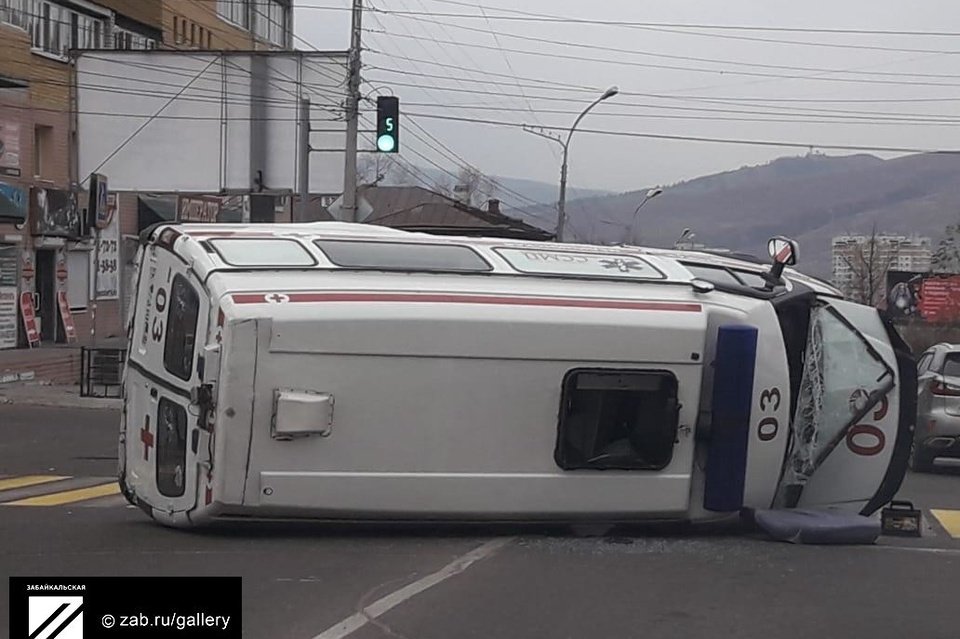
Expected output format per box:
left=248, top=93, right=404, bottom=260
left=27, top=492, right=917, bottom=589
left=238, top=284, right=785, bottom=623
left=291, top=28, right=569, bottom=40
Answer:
left=0, top=475, right=70, bottom=492
left=871, top=545, right=960, bottom=556
left=311, top=537, right=514, bottom=639
left=3, top=482, right=120, bottom=506
left=931, top=510, right=960, bottom=539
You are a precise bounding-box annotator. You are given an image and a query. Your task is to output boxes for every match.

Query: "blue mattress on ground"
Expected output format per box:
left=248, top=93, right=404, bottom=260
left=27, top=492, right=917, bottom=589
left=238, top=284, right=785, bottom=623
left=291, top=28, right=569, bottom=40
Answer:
left=751, top=508, right=881, bottom=545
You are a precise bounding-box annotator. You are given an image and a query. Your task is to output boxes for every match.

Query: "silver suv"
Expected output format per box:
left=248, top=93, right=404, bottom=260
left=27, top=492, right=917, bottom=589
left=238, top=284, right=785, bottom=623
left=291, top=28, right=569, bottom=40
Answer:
left=914, top=342, right=960, bottom=471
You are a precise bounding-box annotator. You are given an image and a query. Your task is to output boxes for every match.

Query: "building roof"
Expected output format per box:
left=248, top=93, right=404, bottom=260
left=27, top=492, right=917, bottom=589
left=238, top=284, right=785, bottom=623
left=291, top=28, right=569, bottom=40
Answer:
left=329, top=185, right=553, bottom=241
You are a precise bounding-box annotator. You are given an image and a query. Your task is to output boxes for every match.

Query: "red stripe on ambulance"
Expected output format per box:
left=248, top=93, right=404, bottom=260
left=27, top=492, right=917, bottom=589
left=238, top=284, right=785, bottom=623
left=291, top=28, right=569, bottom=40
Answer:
left=229, top=291, right=701, bottom=312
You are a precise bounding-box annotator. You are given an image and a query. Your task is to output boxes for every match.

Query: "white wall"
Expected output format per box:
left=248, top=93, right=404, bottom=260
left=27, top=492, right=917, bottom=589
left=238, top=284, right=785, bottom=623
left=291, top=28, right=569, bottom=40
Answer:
left=77, top=51, right=348, bottom=194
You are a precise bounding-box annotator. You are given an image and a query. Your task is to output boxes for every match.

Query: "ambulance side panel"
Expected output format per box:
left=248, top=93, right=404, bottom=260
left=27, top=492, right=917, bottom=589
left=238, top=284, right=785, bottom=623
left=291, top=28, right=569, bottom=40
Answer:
left=236, top=295, right=708, bottom=519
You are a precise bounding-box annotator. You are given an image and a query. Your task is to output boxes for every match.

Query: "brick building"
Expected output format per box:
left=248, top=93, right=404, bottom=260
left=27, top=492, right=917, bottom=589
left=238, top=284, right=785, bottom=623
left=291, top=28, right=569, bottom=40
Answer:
left=0, top=0, right=293, bottom=381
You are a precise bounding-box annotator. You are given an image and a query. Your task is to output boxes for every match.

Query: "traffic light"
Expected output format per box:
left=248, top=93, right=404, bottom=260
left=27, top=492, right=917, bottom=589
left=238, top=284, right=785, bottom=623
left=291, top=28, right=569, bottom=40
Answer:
left=376, top=96, right=399, bottom=153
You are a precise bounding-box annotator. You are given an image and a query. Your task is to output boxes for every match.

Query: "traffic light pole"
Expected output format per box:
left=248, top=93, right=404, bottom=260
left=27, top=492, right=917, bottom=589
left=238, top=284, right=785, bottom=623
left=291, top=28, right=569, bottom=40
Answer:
left=341, top=0, right=363, bottom=223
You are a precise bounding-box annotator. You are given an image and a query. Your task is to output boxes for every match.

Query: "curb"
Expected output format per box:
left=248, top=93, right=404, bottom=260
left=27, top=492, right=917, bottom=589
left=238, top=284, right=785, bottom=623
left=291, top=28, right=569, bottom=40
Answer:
left=0, top=397, right=122, bottom=410
left=0, top=388, right=122, bottom=410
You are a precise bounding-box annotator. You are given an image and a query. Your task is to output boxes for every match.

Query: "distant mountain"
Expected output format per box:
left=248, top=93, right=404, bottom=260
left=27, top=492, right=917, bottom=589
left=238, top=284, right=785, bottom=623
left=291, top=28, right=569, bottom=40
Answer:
left=485, top=175, right=612, bottom=207
left=366, top=161, right=611, bottom=208
left=514, top=153, right=960, bottom=278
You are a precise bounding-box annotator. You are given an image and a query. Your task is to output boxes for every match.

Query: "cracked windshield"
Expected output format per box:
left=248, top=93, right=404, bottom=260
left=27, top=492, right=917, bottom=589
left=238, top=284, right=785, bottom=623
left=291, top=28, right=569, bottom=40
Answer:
left=0, top=1, right=958, bottom=638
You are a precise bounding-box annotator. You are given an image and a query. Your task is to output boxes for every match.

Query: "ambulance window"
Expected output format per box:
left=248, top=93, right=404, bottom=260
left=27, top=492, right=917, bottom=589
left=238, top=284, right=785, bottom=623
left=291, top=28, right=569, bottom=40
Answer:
left=208, top=239, right=316, bottom=267
left=156, top=398, right=187, bottom=498
left=732, top=269, right=769, bottom=289
left=682, top=264, right=742, bottom=287
left=556, top=370, right=679, bottom=471
left=315, top=240, right=492, bottom=272
left=163, top=275, right=200, bottom=382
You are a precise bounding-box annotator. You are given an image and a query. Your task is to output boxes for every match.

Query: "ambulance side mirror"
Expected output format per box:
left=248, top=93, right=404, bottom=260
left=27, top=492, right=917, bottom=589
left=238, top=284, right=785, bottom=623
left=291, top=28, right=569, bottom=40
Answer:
left=765, top=236, right=799, bottom=286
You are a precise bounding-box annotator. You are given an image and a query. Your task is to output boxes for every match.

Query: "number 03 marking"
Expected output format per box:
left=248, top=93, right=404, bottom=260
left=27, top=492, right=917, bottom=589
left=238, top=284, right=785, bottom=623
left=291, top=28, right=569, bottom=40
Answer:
left=845, top=394, right=889, bottom=457
left=756, top=387, right=781, bottom=442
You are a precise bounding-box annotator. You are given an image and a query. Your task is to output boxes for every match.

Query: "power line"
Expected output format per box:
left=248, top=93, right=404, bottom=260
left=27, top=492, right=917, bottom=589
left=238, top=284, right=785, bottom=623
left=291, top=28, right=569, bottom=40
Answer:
left=475, top=1, right=551, bottom=143
left=404, top=114, right=544, bottom=207
left=360, top=74, right=960, bottom=122
left=402, top=0, right=960, bottom=54
left=378, top=11, right=960, bottom=81
left=397, top=104, right=960, bottom=127
left=299, top=0, right=960, bottom=38
left=364, top=49, right=960, bottom=105
left=404, top=111, right=960, bottom=154
left=364, top=27, right=960, bottom=88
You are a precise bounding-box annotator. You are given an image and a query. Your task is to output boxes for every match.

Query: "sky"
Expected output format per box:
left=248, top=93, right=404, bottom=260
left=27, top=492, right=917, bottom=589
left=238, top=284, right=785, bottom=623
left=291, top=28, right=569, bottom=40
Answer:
left=295, top=0, right=960, bottom=203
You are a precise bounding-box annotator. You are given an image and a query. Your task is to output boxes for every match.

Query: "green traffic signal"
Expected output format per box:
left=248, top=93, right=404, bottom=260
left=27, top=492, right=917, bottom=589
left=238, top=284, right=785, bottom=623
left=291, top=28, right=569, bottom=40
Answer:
left=376, top=96, right=399, bottom=153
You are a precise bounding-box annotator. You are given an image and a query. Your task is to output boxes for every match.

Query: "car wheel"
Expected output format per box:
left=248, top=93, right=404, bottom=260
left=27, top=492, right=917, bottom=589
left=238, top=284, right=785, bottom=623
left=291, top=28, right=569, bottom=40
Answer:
left=909, top=443, right=935, bottom=473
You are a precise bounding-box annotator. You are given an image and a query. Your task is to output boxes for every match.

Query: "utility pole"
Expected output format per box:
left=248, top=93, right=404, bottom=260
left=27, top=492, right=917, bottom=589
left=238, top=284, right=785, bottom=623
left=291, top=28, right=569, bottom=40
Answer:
left=297, top=97, right=310, bottom=222
left=341, top=0, right=363, bottom=223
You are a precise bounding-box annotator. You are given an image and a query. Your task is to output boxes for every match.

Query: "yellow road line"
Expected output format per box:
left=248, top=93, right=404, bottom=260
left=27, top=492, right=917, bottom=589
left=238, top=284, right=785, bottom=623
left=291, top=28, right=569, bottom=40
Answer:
left=931, top=510, right=960, bottom=539
left=0, top=475, right=69, bottom=492
left=3, top=482, right=120, bottom=507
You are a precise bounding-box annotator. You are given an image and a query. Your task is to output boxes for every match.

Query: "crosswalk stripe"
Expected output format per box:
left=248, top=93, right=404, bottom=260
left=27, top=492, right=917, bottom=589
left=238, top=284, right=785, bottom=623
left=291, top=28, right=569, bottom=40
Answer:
left=3, top=482, right=120, bottom=506
left=931, top=510, right=960, bottom=539
left=0, top=475, right=69, bottom=491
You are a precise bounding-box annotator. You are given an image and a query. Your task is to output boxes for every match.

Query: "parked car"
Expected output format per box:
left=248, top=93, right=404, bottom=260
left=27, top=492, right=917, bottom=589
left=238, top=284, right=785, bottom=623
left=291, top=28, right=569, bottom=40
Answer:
left=914, top=342, right=960, bottom=471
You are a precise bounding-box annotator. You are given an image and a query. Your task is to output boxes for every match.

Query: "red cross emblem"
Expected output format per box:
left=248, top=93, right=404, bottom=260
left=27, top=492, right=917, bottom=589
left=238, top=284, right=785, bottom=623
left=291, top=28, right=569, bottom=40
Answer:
left=265, top=293, right=290, bottom=304
left=140, top=417, right=154, bottom=461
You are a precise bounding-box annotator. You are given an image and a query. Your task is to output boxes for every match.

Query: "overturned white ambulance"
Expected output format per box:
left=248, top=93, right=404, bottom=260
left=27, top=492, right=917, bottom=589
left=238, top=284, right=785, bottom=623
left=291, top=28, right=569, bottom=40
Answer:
left=118, top=222, right=916, bottom=527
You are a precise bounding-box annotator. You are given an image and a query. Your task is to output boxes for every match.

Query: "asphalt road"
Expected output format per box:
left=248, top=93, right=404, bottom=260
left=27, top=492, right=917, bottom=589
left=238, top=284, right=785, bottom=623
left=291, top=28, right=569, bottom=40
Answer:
left=2, top=405, right=959, bottom=639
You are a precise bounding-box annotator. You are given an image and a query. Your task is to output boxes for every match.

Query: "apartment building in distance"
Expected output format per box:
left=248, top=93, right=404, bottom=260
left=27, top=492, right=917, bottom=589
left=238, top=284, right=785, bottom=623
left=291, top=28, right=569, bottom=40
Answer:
left=832, top=234, right=932, bottom=303
left=0, top=0, right=292, bottom=377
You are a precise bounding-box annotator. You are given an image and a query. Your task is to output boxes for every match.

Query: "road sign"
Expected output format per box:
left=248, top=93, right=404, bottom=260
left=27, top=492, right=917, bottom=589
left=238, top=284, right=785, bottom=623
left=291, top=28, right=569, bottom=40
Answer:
left=19, top=292, right=39, bottom=347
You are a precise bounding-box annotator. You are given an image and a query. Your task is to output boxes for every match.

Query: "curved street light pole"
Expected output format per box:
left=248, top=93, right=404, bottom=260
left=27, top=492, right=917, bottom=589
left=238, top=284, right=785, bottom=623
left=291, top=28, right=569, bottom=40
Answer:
left=627, top=187, right=663, bottom=244
left=557, top=86, right=619, bottom=243
left=524, top=86, right=618, bottom=243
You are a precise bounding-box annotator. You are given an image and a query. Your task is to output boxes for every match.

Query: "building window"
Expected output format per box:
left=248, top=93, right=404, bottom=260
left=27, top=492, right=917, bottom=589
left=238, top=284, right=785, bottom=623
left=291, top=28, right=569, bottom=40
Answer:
left=0, top=0, right=28, bottom=30
left=66, top=250, right=89, bottom=311
left=114, top=26, right=157, bottom=50
left=33, top=124, right=52, bottom=178
left=173, top=16, right=180, bottom=44
left=7, top=0, right=108, bottom=58
left=206, top=29, right=212, bottom=49
left=217, top=0, right=247, bottom=28
left=252, top=0, right=288, bottom=47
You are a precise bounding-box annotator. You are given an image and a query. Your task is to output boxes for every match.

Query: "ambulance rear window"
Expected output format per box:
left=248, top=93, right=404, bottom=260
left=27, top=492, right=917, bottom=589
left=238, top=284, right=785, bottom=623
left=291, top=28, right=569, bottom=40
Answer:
left=163, top=275, right=200, bottom=382
left=208, top=239, right=317, bottom=267
left=314, top=240, right=492, bottom=272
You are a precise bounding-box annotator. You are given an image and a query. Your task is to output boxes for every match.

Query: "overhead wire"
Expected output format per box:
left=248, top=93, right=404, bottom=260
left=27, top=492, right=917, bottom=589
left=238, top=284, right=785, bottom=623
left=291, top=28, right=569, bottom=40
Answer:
left=363, top=27, right=960, bottom=89
left=364, top=49, right=960, bottom=104
left=403, top=111, right=960, bottom=154
left=298, top=1, right=960, bottom=38
left=378, top=10, right=960, bottom=81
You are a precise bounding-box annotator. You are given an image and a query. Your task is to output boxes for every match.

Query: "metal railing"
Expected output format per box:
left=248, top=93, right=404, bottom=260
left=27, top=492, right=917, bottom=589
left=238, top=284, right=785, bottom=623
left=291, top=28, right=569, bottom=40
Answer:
left=80, top=347, right=126, bottom=398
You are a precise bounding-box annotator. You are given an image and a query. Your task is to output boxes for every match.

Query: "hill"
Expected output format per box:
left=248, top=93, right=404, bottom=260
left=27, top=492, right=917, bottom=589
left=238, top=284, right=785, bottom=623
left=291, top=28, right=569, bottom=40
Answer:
left=518, top=153, right=960, bottom=278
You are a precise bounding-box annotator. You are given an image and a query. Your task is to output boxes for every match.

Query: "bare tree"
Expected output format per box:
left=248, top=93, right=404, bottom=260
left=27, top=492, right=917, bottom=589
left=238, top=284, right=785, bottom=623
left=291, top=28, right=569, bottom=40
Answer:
left=932, top=221, right=960, bottom=273
left=451, top=166, right=497, bottom=206
left=356, top=155, right=383, bottom=187
left=841, top=226, right=900, bottom=306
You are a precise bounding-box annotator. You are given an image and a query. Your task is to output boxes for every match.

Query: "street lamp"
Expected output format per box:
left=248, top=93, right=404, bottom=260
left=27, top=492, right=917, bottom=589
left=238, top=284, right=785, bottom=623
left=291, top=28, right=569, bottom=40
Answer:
left=523, top=85, right=619, bottom=242
left=627, top=187, right=663, bottom=244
